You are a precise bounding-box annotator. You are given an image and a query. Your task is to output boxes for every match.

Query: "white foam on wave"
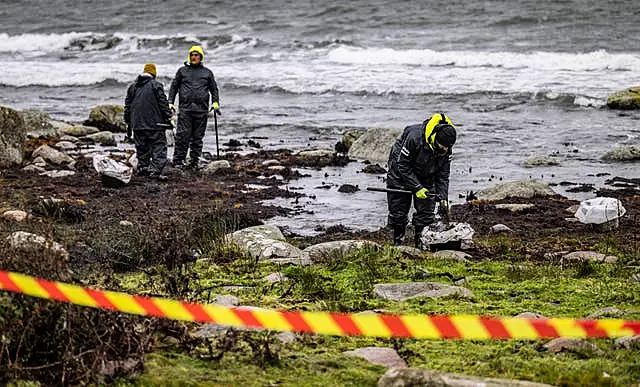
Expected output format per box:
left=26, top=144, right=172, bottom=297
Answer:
left=0, top=32, right=92, bottom=54
left=327, top=46, right=640, bottom=72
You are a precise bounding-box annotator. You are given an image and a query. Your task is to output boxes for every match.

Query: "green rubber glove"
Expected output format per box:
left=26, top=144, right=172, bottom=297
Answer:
left=415, top=188, right=429, bottom=199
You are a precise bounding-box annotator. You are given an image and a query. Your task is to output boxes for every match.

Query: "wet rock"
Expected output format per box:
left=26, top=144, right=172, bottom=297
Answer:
left=32, top=156, right=47, bottom=167
left=6, top=231, right=68, bottom=261
left=378, top=368, right=552, bottom=387
left=0, top=106, right=27, bottom=167
left=303, top=240, right=379, bottom=263
left=51, top=120, right=73, bottom=135
left=338, top=129, right=366, bottom=151
left=543, top=338, right=604, bottom=356
left=362, top=164, right=386, bottom=174
left=40, top=170, right=76, bottom=178
left=82, top=131, right=116, bottom=146
left=203, top=160, right=232, bottom=174
left=614, top=335, right=640, bottom=350
left=62, top=125, right=99, bottom=137
left=54, top=140, right=77, bottom=151
left=32, top=144, right=74, bottom=165
left=432, top=250, right=472, bottom=262
left=297, top=149, right=334, bottom=164
left=223, top=139, right=243, bottom=147
left=490, top=224, right=512, bottom=234
left=394, top=245, right=429, bottom=259
left=338, top=184, right=359, bottom=193
left=247, top=139, right=261, bottom=148
left=1, top=210, right=28, bottom=222
left=22, top=165, right=46, bottom=173
left=586, top=307, right=624, bottom=319
left=607, top=86, right=640, bottom=110
left=523, top=155, right=560, bottom=167
left=601, top=145, right=640, bottom=161
left=477, top=180, right=556, bottom=201
left=262, top=159, right=281, bottom=166
left=495, top=203, right=535, bottom=212
left=84, top=104, right=126, bottom=132
left=373, top=282, right=474, bottom=302
left=21, top=109, right=58, bottom=138
left=348, top=127, right=402, bottom=163
left=563, top=251, right=617, bottom=264
left=343, top=347, right=407, bottom=369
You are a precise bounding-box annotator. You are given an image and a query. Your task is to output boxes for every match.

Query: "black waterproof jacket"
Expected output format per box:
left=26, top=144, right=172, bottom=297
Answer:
left=124, top=75, right=173, bottom=131
left=168, top=62, right=219, bottom=113
left=386, top=122, right=452, bottom=200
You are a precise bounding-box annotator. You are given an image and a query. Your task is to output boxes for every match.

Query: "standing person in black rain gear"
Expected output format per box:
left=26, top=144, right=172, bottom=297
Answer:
left=168, top=45, right=220, bottom=170
left=386, top=113, right=457, bottom=248
left=124, top=63, right=173, bottom=181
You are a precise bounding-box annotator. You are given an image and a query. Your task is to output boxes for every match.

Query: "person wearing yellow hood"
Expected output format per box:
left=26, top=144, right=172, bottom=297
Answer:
left=168, top=45, right=220, bottom=170
left=386, top=113, right=457, bottom=248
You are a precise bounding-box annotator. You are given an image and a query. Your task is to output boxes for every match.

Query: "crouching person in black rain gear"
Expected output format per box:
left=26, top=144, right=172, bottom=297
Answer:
left=124, top=63, right=173, bottom=181
left=386, top=113, right=457, bottom=248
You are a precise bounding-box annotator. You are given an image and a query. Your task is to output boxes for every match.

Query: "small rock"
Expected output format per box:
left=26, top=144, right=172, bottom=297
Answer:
left=22, top=165, right=46, bottom=173
left=263, top=272, right=288, bottom=285
left=213, top=294, right=241, bottom=306
left=614, top=335, right=640, bottom=350
left=432, top=250, right=471, bottom=262
left=632, top=273, right=640, bottom=284
left=119, top=220, right=133, bottom=227
left=490, top=223, right=512, bottom=234
left=262, top=159, right=281, bottom=166
left=374, top=282, right=474, bottom=302
left=378, top=369, right=553, bottom=387
left=523, top=155, right=560, bottom=167
left=563, top=251, right=617, bottom=264
left=1, top=210, right=28, bottom=222
left=586, top=307, right=624, bottom=319
left=343, top=347, right=407, bottom=369
left=362, top=164, right=386, bottom=174
left=53, top=141, right=77, bottom=151
left=495, top=203, right=535, bottom=212
left=39, top=170, right=76, bottom=178
left=338, top=184, right=359, bottom=193
left=543, top=338, right=604, bottom=356
left=275, top=331, right=296, bottom=344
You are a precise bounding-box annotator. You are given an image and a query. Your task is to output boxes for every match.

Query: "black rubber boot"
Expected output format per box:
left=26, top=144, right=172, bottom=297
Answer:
left=414, top=226, right=425, bottom=250
left=392, top=226, right=406, bottom=246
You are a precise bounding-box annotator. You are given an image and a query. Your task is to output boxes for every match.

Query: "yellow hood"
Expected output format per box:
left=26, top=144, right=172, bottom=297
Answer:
left=425, top=113, right=454, bottom=150
left=188, top=45, right=205, bottom=64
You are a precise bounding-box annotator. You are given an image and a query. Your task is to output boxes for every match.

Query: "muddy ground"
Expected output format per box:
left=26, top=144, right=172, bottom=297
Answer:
left=2, top=148, right=640, bottom=271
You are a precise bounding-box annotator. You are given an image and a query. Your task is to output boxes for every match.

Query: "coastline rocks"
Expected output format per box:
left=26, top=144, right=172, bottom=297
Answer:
left=562, top=251, right=617, bottom=264
left=523, top=155, right=560, bottom=167
left=32, top=144, right=74, bottom=165
left=348, top=127, right=402, bottom=163
left=203, top=160, right=232, bottom=174
left=378, top=368, right=552, bottom=387
left=84, top=104, right=126, bottom=133
left=83, top=131, right=116, bottom=146
left=476, top=180, right=556, bottom=201
left=0, top=106, right=27, bottom=167
left=601, top=145, right=640, bottom=161
left=606, top=87, right=640, bottom=110
left=62, top=125, right=100, bottom=137
left=296, top=149, right=335, bottom=166
left=20, top=110, right=58, bottom=138
left=335, top=129, right=366, bottom=153
left=543, top=338, right=604, bottom=356
left=373, top=282, right=474, bottom=302
left=2, top=210, right=28, bottom=222
left=303, top=239, right=380, bottom=263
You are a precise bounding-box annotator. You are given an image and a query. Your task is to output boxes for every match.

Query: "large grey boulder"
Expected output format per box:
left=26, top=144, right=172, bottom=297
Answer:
left=32, top=144, right=74, bottom=165
left=21, top=110, right=58, bottom=138
left=0, top=106, right=27, bottom=167
left=374, top=282, right=474, bottom=302
left=476, top=180, right=556, bottom=201
left=601, top=145, right=640, bottom=161
left=348, top=127, right=402, bottom=163
left=84, top=104, right=127, bottom=132
left=378, top=368, right=552, bottom=387
left=303, top=240, right=380, bottom=263
left=607, top=87, right=640, bottom=110
left=226, top=225, right=310, bottom=265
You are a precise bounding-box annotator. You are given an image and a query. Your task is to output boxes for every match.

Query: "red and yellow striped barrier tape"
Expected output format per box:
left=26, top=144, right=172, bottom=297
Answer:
left=1, top=269, right=639, bottom=340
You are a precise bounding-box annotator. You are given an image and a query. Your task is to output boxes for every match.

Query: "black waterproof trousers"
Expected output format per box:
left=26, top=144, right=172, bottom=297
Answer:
left=387, top=191, right=437, bottom=229
left=173, top=111, right=208, bottom=166
left=134, top=130, right=168, bottom=174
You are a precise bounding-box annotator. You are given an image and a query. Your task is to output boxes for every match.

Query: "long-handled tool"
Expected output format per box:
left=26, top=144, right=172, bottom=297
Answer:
left=213, top=110, right=220, bottom=159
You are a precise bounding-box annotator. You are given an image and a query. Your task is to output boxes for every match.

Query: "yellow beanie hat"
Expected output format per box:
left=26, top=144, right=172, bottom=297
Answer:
left=143, top=63, right=157, bottom=77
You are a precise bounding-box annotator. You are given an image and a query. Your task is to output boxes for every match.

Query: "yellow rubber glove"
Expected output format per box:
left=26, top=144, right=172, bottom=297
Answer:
left=210, top=101, right=221, bottom=115
left=169, top=104, right=176, bottom=114
left=415, top=188, right=429, bottom=199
